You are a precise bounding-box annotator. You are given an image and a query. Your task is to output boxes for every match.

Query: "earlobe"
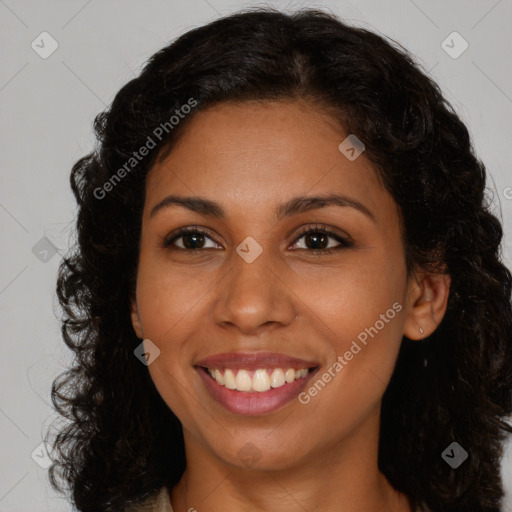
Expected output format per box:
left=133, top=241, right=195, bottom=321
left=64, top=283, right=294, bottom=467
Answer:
left=130, top=298, right=144, bottom=339
left=403, top=271, right=451, bottom=340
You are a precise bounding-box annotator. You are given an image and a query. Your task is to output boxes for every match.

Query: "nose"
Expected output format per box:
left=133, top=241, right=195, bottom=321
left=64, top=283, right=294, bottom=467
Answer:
left=212, top=248, right=296, bottom=335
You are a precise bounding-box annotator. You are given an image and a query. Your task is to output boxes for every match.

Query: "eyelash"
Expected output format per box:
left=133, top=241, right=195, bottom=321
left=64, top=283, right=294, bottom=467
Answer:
left=163, top=224, right=353, bottom=254
left=293, top=224, right=353, bottom=253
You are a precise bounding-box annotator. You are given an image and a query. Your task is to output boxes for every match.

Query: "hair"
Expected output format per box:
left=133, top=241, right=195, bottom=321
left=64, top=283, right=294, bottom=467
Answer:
left=49, top=8, right=512, bottom=512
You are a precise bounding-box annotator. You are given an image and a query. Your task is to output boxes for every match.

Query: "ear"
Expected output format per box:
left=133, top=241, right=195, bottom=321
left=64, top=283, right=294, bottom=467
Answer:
left=130, top=298, right=144, bottom=339
left=403, top=270, right=451, bottom=340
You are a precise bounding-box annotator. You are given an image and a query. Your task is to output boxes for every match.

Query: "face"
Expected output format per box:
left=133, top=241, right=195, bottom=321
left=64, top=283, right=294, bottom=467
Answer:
left=131, top=100, right=427, bottom=471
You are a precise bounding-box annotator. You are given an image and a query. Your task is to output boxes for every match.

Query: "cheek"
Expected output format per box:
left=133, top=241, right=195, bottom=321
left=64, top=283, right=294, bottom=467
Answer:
left=290, top=246, right=407, bottom=399
left=290, top=245, right=407, bottom=343
left=135, top=264, right=206, bottom=420
left=133, top=254, right=208, bottom=402
left=135, top=249, right=215, bottom=342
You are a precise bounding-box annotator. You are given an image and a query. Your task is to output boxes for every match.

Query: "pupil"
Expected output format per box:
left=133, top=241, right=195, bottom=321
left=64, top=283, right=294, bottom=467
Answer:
left=184, top=232, right=204, bottom=249
left=181, top=231, right=329, bottom=250
left=306, top=232, right=327, bottom=249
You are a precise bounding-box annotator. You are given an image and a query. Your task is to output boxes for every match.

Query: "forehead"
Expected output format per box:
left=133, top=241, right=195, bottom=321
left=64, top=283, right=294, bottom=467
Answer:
left=145, top=100, right=395, bottom=222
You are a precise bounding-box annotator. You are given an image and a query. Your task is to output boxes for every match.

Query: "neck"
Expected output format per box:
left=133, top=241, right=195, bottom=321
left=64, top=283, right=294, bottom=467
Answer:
left=170, top=406, right=411, bottom=512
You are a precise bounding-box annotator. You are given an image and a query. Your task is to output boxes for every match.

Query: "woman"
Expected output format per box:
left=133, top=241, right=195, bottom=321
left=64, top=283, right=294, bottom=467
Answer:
left=49, top=9, right=512, bottom=512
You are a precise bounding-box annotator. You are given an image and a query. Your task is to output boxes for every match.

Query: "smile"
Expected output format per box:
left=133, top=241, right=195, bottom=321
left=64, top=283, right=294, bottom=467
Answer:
left=206, top=367, right=311, bottom=392
left=194, top=351, right=320, bottom=415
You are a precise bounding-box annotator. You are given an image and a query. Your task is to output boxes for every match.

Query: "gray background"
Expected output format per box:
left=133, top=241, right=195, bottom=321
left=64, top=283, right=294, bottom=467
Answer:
left=1, top=0, right=511, bottom=510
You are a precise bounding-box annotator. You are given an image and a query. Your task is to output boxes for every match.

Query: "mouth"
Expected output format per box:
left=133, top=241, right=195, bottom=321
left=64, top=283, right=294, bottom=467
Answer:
left=194, top=352, right=320, bottom=415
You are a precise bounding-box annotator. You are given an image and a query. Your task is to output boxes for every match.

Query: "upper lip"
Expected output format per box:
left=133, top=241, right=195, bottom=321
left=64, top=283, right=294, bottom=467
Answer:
left=195, top=351, right=320, bottom=370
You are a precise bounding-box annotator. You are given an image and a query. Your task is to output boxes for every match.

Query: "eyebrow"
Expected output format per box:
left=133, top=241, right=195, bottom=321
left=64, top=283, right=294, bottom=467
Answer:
left=149, top=193, right=375, bottom=222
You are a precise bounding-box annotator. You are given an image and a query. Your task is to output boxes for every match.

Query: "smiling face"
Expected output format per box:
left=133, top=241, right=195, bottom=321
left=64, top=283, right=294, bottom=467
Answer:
left=130, top=99, right=438, bottom=474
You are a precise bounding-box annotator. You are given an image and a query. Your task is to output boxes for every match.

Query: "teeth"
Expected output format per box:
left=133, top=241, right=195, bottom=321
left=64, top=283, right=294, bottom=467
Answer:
left=285, top=368, right=295, bottom=383
left=223, top=369, right=237, bottom=389
left=214, top=369, right=224, bottom=386
left=206, top=367, right=310, bottom=392
left=270, top=368, right=285, bottom=388
left=252, top=369, right=271, bottom=392
left=235, top=369, right=252, bottom=391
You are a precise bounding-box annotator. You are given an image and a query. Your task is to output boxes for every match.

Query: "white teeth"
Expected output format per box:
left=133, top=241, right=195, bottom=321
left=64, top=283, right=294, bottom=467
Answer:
left=270, top=368, right=285, bottom=388
left=223, top=369, right=237, bottom=389
left=252, top=369, right=271, bottom=392
left=206, top=367, right=310, bottom=392
left=235, top=369, right=252, bottom=391
left=285, top=368, right=295, bottom=383
left=214, top=369, right=224, bottom=386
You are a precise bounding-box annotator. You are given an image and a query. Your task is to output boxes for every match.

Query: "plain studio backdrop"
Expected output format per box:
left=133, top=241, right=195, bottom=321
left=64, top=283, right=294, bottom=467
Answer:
left=1, top=1, right=511, bottom=510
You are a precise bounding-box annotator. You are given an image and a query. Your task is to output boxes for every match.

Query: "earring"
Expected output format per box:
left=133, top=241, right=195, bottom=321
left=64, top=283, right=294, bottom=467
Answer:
left=419, top=326, right=428, bottom=367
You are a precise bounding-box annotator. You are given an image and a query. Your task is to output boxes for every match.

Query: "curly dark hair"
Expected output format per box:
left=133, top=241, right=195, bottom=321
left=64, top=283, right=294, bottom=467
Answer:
left=48, top=8, right=512, bottom=512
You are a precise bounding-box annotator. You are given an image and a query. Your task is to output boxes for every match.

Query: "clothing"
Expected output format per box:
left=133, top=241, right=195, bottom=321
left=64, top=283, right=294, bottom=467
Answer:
left=128, top=487, right=432, bottom=511
left=125, top=487, right=173, bottom=512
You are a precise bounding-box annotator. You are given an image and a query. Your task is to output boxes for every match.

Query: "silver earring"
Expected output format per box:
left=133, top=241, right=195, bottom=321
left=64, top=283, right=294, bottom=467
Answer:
left=419, top=327, right=428, bottom=367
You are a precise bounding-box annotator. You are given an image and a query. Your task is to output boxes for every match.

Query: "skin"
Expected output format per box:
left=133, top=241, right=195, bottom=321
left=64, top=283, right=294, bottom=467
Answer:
left=131, top=99, right=450, bottom=512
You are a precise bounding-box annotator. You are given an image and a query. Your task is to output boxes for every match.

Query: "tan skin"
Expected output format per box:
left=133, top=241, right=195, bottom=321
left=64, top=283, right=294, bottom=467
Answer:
left=130, top=100, right=450, bottom=512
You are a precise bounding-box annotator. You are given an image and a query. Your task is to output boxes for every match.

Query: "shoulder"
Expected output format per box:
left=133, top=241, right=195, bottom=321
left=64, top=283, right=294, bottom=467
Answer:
left=124, top=487, right=173, bottom=512
left=415, top=503, right=434, bottom=512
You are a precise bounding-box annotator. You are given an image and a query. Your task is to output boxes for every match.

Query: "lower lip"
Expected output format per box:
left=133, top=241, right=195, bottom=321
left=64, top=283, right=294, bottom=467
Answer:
left=196, top=367, right=319, bottom=416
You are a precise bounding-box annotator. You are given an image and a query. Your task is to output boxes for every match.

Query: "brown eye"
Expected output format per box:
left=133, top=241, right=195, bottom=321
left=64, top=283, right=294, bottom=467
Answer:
left=291, top=225, right=353, bottom=253
left=164, top=228, right=221, bottom=250
left=180, top=232, right=206, bottom=249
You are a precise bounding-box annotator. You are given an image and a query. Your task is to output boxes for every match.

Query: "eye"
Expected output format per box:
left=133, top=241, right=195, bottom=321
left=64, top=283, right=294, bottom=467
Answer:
left=162, top=224, right=353, bottom=253
left=290, top=224, right=353, bottom=253
left=163, top=226, right=222, bottom=250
